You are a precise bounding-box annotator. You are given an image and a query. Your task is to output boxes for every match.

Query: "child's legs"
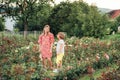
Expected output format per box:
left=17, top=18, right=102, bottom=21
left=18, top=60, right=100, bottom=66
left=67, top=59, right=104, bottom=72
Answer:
left=42, top=58, right=47, bottom=68
left=56, top=54, right=64, bottom=68
left=59, top=61, right=62, bottom=67
left=47, top=57, right=53, bottom=69
left=57, top=61, right=62, bottom=68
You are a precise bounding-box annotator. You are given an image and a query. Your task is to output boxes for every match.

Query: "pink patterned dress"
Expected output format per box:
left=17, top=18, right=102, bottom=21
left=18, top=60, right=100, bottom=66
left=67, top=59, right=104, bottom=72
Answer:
left=38, top=32, right=54, bottom=59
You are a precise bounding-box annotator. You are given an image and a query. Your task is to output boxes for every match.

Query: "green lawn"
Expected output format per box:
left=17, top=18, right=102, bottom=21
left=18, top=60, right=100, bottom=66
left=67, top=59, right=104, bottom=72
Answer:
left=102, top=33, right=120, bottom=40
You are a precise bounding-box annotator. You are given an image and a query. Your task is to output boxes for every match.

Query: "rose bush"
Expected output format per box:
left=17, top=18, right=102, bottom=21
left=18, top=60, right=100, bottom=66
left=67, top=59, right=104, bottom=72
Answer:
left=0, top=35, right=120, bottom=79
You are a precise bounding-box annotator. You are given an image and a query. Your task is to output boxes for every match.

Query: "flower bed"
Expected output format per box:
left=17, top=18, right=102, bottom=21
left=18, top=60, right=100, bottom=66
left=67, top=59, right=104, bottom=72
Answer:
left=97, top=66, right=120, bottom=80
left=0, top=36, right=120, bottom=79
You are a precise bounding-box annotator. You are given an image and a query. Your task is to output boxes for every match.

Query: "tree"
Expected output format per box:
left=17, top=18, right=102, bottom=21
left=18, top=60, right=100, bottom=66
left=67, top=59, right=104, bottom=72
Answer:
left=48, top=2, right=73, bottom=35
left=14, top=4, right=52, bottom=31
left=48, top=1, right=90, bottom=36
left=82, top=6, right=110, bottom=38
left=0, top=17, right=5, bottom=31
left=116, top=16, right=120, bottom=28
left=107, top=16, right=120, bottom=34
left=0, top=0, right=53, bottom=38
left=48, top=1, right=110, bottom=38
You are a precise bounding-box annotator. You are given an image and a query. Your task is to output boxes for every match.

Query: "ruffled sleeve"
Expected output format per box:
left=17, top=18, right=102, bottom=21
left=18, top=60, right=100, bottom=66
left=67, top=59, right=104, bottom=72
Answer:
left=38, top=34, right=43, bottom=45
left=49, top=33, right=54, bottom=44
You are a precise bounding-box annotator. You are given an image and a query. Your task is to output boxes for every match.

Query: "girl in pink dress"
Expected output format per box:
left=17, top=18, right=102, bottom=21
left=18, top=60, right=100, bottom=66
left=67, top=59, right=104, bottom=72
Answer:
left=38, top=25, right=54, bottom=69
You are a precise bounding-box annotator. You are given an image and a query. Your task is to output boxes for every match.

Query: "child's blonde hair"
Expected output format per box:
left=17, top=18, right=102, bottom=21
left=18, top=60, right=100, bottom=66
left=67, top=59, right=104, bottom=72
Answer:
left=58, top=32, right=65, bottom=39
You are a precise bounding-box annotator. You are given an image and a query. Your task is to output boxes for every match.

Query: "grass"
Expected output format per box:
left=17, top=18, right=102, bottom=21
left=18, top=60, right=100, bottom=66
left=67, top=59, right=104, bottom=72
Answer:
left=102, top=33, right=120, bottom=40
left=79, top=63, right=119, bottom=80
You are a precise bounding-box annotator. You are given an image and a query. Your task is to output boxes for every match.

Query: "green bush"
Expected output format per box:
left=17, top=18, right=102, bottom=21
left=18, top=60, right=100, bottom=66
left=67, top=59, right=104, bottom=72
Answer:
left=0, top=36, right=120, bottom=79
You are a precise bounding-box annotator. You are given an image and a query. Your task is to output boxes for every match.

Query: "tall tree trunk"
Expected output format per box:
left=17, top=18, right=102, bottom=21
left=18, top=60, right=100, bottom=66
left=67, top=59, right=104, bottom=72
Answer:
left=24, top=20, right=28, bottom=39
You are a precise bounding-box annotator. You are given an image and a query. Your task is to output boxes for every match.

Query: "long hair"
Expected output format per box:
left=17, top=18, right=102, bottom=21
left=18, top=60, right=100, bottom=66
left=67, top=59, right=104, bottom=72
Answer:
left=43, top=25, right=50, bottom=35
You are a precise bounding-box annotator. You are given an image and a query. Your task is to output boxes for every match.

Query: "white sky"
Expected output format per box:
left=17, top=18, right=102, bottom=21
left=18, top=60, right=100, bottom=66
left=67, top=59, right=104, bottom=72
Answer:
left=54, top=0, right=120, bottom=10
left=5, top=17, right=15, bottom=31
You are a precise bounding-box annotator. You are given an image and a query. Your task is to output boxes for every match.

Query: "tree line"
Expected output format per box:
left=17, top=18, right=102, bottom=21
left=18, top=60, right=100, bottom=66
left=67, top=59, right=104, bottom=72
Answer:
left=0, top=0, right=120, bottom=38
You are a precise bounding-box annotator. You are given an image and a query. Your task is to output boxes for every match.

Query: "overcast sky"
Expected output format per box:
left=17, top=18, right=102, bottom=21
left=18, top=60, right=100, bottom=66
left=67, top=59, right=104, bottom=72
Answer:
left=5, top=0, right=120, bottom=31
left=55, top=0, right=120, bottom=9
left=5, top=17, right=15, bottom=31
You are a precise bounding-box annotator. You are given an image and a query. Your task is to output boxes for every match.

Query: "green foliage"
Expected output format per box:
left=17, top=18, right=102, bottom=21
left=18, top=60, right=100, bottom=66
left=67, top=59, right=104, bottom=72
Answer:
left=0, top=34, right=120, bottom=79
left=116, top=15, right=120, bottom=24
left=97, top=67, right=120, bottom=80
left=1, top=0, right=53, bottom=38
left=48, top=1, right=89, bottom=36
left=82, top=6, right=110, bottom=38
left=14, top=4, right=52, bottom=31
left=109, top=16, right=120, bottom=34
left=0, top=17, right=5, bottom=31
left=103, top=33, right=120, bottom=40
left=48, top=1, right=110, bottom=38
left=1, top=0, right=117, bottom=38
left=109, top=20, right=119, bottom=34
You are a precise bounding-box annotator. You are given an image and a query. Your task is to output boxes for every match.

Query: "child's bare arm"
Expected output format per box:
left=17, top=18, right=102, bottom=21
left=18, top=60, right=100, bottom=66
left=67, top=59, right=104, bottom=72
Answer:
left=59, top=43, right=64, bottom=52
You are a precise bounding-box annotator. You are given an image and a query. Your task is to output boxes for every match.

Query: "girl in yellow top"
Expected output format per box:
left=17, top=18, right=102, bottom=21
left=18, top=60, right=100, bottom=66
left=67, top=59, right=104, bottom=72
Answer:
left=53, top=32, right=65, bottom=73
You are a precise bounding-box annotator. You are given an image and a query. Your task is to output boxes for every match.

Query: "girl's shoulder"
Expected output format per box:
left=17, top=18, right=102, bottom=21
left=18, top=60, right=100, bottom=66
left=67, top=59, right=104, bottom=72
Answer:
left=49, top=32, right=54, bottom=36
left=48, top=32, right=54, bottom=38
left=39, top=33, right=44, bottom=37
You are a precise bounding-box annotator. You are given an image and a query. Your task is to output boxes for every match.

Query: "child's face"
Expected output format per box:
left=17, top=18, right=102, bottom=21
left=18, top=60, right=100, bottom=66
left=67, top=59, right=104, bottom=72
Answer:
left=57, top=34, right=60, bottom=39
left=44, top=27, right=50, bottom=33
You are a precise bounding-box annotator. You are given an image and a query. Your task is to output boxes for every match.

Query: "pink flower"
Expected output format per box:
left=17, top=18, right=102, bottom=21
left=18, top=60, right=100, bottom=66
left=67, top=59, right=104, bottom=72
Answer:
left=104, top=53, right=109, bottom=60
left=96, top=54, right=100, bottom=61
